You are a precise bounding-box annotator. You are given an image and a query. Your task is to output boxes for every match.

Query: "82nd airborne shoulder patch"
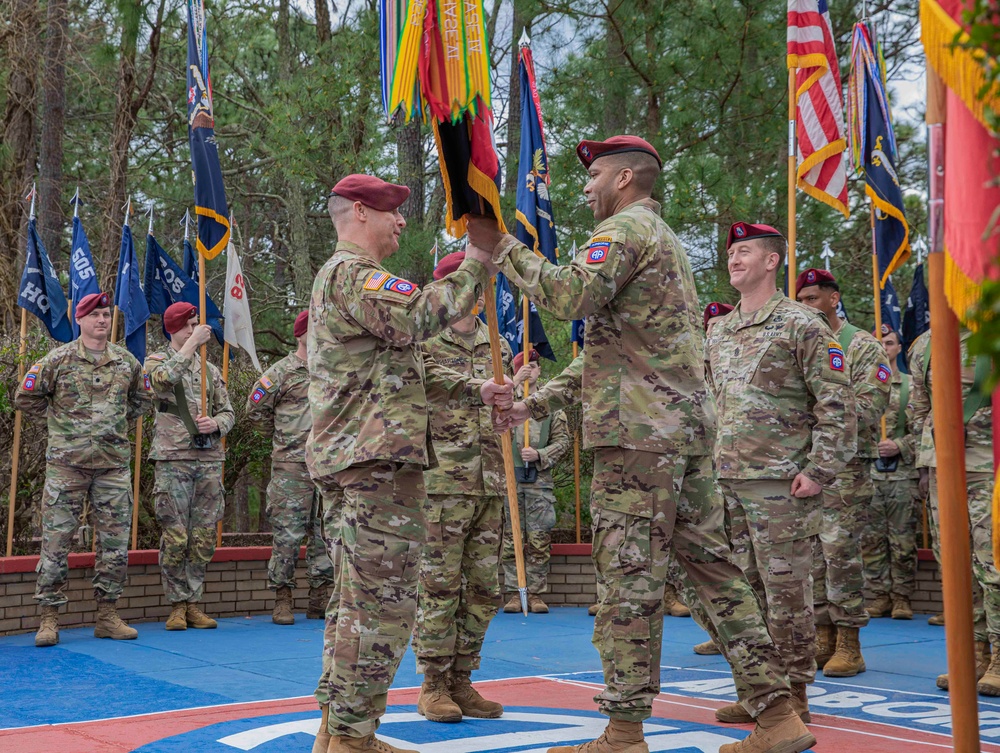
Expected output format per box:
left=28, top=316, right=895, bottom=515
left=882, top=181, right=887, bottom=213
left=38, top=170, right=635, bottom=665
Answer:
left=586, top=236, right=613, bottom=264
left=828, top=342, right=845, bottom=372
left=876, top=364, right=890, bottom=383
left=143, top=372, right=152, bottom=391
left=251, top=386, right=266, bottom=404
left=22, top=363, right=40, bottom=391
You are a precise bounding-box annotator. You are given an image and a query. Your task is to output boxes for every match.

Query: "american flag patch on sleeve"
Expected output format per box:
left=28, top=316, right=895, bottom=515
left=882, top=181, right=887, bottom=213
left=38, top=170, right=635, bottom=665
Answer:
left=363, top=271, right=391, bottom=291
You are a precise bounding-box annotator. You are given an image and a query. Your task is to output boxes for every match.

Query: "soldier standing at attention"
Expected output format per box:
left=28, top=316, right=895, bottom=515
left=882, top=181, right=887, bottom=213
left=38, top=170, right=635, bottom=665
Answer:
left=246, top=310, right=334, bottom=625
left=502, top=349, right=571, bottom=615
left=704, top=223, right=856, bottom=729
left=18, top=292, right=152, bottom=647
left=796, top=268, right=889, bottom=677
left=411, top=250, right=512, bottom=723
left=473, top=141, right=813, bottom=753
left=306, top=174, right=508, bottom=753
left=146, top=301, right=235, bottom=632
left=861, top=328, right=919, bottom=621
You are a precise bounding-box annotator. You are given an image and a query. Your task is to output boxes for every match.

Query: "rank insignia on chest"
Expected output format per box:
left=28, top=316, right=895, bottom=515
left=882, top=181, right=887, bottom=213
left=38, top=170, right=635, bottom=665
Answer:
left=251, top=386, right=266, bottom=403
left=385, top=277, right=417, bottom=296
left=143, top=372, right=152, bottom=391
left=363, top=271, right=391, bottom=291
left=586, top=240, right=611, bottom=264
left=259, top=375, right=273, bottom=390
left=876, top=364, right=890, bottom=383
left=828, top=344, right=845, bottom=372
left=22, top=374, right=36, bottom=391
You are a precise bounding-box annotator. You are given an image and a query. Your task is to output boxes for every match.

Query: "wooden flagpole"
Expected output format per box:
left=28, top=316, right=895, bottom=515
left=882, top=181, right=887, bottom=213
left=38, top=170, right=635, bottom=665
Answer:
left=572, top=340, right=582, bottom=544
left=522, top=295, right=532, bottom=450
left=787, top=68, right=798, bottom=296
left=870, top=208, right=888, bottom=442
left=6, top=309, right=29, bottom=557
left=485, top=279, right=529, bottom=616
left=131, top=329, right=145, bottom=551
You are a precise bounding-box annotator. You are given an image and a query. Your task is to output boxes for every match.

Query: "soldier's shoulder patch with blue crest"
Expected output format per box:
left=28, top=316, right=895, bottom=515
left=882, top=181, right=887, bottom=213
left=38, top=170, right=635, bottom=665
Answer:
left=143, top=372, right=152, bottom=391
left=585, top=236, right=613, bottom=264
left=828, top=342, right=845, bottom=372
left=876, top=363, right=890, bottom=383
left=251, top=386, right=266, bottom=404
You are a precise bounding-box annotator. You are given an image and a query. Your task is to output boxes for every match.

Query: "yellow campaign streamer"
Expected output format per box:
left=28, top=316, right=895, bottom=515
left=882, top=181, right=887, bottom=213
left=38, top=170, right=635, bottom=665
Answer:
left=437, top=0, right=467, bottom=121
left=463, top=0, right=490, bottom=111
left=388, top=0, right=428, bottom=122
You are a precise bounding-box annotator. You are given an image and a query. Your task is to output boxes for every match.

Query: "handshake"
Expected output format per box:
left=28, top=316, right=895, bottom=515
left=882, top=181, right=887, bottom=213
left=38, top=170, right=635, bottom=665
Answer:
left=479, top=378, right=530, bottom=433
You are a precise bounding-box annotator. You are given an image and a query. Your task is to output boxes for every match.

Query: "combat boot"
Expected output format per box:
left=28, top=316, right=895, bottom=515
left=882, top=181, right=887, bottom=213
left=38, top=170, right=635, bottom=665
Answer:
left=94, top=601, right=138, bottom=640
left=693, top=640, right=721, bottom=655
left=866, top=594, right=892, bottom=618
left=928, top=613, right=945, bottom=626
left=822, top=626, right=866, bottom=677
left=891, top=595, right=914, bottom=620
left=166, top=602, right=188, bottom=631
left=503, top=594, right=522, bottom=613
left=449, top=669, right=503, bottom=718
left=308, top=585, right=328, bottom=619
left=417, top=671, right=462, bottom=722
left=186, top=602, right=218, bottom=629
left=326, top=733, right=418, bottom=753
left=718, top=699, right=815, bottom=753
left=715, top=702, right=753, bottom=724
left=528, top=594, right=549, bottom=614
left=978, top=647, right=1000, bottom=696
left=937, top=640, right=990, bottom=690
left=814, top=623, right=836, bottom=667
left=663, top=585, right=691, bottom=618
left=790, top=683, right=811, bottom=723
left=588, top=604, right=599, bottom=616
left=35, top=605, right=60, bottom=647
left=272, top=587, right=295, bottom=625
left=547, top=718, right=648, bottom=753
left=312, top=706, right=330, bottom=753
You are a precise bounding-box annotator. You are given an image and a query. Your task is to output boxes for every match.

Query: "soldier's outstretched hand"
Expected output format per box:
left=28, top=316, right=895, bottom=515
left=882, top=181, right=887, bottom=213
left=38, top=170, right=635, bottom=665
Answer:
left=493, top=402, right=529, bottom=433
left=466, top=215, right=505, bottom=253
left=481, top=377, right=514, bottom=409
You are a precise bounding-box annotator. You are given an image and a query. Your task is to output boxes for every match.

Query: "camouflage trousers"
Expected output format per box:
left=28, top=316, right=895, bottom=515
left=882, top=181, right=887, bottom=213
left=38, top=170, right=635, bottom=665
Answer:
left=266, top=462, right=334, bottom=590
left=35, top=464, right=132, bottom=606
left=153, top=460, right=224, bottom=604
left=315, top=461, right=425, bottom=738
left=315, top=483, right=345, bottom=709
left=861, top=477, right=919, bottom=598
left=929, top=470, right=993, bottom=642
left=591, top=450, right=789, bottom=722
left=812, top=463, right=871, bottom=628
left=722, top=478, right=820, bottom=685
left=413, top=493, right=503, bottom=674
left=502, top=485, right=557, bottom=593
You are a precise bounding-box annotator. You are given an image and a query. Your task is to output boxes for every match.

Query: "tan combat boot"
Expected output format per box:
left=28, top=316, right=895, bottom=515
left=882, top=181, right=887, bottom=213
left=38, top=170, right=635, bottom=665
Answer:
left=326, top=733, right=418, bottom=753
left=312, top=706, right=330, bottom=753
left=417, top=671, right=462, bottom=722
left=166, top=601, right=188, bottom=631
left=866, top=594, right=892, bottom=618
left=693, top=640, right=721, bottom=655
left=715, top=702, right=753, bottom=724
left=547, top=718, right=648, bottom=753
left=891, top=595, right=914, bottom=620
left=308, top=585, right=328, bottom=619
left=928, top=613, right=945, bottom=626
left=528, top=594, right=549, bottom=614
left=273, top=587, right=295, bottom=625
left=814, top=623, right=836, bottom=667
left=186, top=602, right=218, bottom=629
left=978, top=647, right=1000, bottom=696
left=937, top=640, right=990, bottom=690
left=449, top=669, right=503, bottom=718
left=822, top=626, right=866, bottom=677
left=663, top=584, right=691, bottom=618
left=588, top=604, right=599, bottom=616
left=718, top=699, right=815, bottom=753
left=790, top=683, right=811, bottom=723
left=35, top=605, right=60, bottom=647
left=503, top=594, right=522, bottom=613
left=94, top=601, right=138, bottom=640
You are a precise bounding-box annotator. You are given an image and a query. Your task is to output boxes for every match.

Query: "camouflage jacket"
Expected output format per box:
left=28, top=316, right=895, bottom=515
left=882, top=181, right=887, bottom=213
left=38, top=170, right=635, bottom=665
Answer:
left=422, top=320, right=512, bottom=497
left=837, top=325, right=890, bottom=460
left=706, top=292, right=857, bottom=485
left=870, top=370, right=919, bottom=481
left=145, top=347, right=235, bottom=462
left=905, top=330, right=932, bottom=469
left=497, top=199, right=716, bottom=456
left=512, top=409, right=572, bottom=490
left=15, top=340, right=153, bottom=469
left=306, top=240, right=490, bottom=479
left=245, top=351, right=310, bottom=465
left=912, top=330, right=992, bottom=472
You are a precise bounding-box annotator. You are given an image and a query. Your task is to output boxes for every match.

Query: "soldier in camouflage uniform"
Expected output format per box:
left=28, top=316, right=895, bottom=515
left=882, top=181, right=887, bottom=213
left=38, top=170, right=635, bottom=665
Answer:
left=246, top=310, right=334, bottom=626
left=797, top=269, right=889, bottom=677
left=17, top=292, right=152, bottom=647
left=861, top=328, right=919, bottom=620
left=913, top=330, right=998, bottom=694
left=146, top=302, right=235, bottom=632
left=502, top=349, right=571, bottom=614
left=411, top=250, right=513, bottom=723
left=473, top=139, right=813, bottom=753
left=306, top=175, right=506, bottom=753
left=702, top=224, right=857, bottom=729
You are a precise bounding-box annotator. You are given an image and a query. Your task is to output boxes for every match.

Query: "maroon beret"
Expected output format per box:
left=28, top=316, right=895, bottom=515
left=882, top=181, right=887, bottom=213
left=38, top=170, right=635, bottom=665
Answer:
left=703, top=302, right=734, bottom=330
left=330, top=174, right=410, bottom=213
left=513, top=348, right=540, bottom=371
left=433, top=251, right=466, bottom=280
left=293, top=310, right=309, bottom=338
left=795, top=267, right=837, bottom=296
left=75, top=292, right=110, bottom=319
left=163, top=302, right=198, bottom=335
left=576, top=135, right=662, bottom=169
left=726, top=222, right=785, bottom=249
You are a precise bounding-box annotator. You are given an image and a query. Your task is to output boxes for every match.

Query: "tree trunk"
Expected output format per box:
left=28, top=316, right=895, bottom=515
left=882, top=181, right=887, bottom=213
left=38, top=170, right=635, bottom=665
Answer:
left=395, top=119, right=424, bottom=225
left=603, top=8, right=628, bottom=134
left=315, top=0, right=331, bottom=45
left=0, top=0, right=41, bottom=331
left=39, top=0, right=68, bottom=263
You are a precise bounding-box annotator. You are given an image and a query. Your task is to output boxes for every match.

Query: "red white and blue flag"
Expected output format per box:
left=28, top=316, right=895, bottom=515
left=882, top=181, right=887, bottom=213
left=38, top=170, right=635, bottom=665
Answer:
left=787, top=0, right=850, bottom=218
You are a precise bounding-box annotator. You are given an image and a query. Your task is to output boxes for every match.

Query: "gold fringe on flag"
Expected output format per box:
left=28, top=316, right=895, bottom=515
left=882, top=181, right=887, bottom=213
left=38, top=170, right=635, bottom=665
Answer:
left=943, top=248, right=983, bottom=323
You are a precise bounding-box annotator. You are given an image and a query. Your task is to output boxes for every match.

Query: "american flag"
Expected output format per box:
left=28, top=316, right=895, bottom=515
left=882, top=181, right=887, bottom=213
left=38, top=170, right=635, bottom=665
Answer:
left=787, top=0, right=850, bottom=218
